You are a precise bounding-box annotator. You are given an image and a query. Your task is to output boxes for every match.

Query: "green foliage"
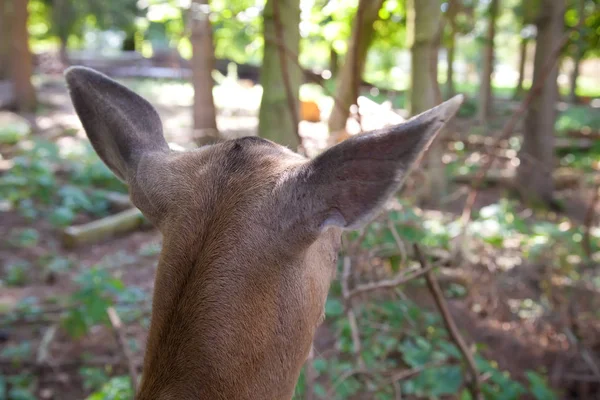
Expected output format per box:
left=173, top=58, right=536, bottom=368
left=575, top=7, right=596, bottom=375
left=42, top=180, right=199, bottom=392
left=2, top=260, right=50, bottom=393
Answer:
left=0, top=138, right=125, bottom=228
left=299, top=294, right=553, bottom=399
left=8, top=228, right=40, bottom=249
left=3, top=260, right=32, bottom=287
left=79, top=367, right=110, bottom=392
left=526, top=371, right=558, bottom=400
left=86, top=376, right=133, bottom=400
left=0, top=374, right=36, bottom=400
left=63, top=267, right=126, bottom=338
left=0, top=122, right=30, bottom=145
left=564, top=0, right=600, bottom=60
left=556, top=105, right=600, bottom=133
left=0, top=343, right=32, bottom=363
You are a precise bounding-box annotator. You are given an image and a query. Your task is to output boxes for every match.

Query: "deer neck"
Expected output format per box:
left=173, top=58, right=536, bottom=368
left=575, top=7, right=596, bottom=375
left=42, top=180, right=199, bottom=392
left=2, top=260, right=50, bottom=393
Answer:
left=136, top=231, right=315, bottom=400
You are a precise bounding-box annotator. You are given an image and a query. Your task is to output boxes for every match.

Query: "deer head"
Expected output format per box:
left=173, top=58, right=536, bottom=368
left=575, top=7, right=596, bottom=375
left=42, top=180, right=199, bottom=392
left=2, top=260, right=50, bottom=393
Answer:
left=65, top=66, right=462, bottom=400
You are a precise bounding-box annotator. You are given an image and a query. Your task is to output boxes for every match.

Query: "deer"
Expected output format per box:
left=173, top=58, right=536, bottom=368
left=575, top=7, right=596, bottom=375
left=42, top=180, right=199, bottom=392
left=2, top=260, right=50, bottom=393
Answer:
left=64, top=66, right=463, bottom=400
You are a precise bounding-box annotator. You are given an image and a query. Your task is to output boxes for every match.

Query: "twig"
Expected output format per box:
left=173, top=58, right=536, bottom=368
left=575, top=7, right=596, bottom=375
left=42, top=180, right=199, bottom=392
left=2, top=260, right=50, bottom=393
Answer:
left=582, top=182, right=600, bottom=259
left=387, top=219, right=407, bottom=269
left=454, top=31, right=571, bottom=258
left=35, top=324, right=58, bottom=365
left=347, top=263, right=434, bottom=300
left=341, top=256, right=365, bottom=367
left=368, top=359, right=450, bottom=395
left=326, top=368, right=372, bottom=398
left=271, top=0, right=304, bottom=155
left=388, top=359, right=448, bottom=385
left=413, top=244, right=483, bottom=400
left=107, top=306, right=139, bottom=395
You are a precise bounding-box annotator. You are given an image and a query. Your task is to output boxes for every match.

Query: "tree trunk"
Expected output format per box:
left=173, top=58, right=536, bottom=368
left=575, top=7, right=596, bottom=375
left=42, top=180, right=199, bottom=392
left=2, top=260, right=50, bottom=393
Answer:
left=0, top=0, right=9, bottom=80
left=10, top=0, right=36, bottom=111
left=446, top=20, right=456, bottom=98
left=517, top=0, right=563, bottom=204
left=190, top=0, right=218, bottom=144
left=258, top=0, right=301, bottom=149
left=569, top=52, right=582, bottom=104
left=59, top=35, right=69, bottom=66
left=568, top=0, right=586, bottom=104
left=327, top=0, right=384, bottom=134
left=478, top=0, right=499, bottom=124
left=514, top=36, right=528, bottom=98
left=329, top=45, right=338, bottom=78
left=407, top=0, right=444, bottom=206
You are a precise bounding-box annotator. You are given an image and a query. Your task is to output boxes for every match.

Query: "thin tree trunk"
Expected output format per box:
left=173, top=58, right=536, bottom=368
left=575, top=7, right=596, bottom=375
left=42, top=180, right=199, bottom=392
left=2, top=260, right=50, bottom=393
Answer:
left=478, top=0, right=499, bottom=124
left=10, top=0, right=36, bottom=111
left=327, top=0, right=384, bottom=134
left=0, top=0, right=9, bottom=79
left=407, top=0, right=443, bottom=205
left=514, top=36, right=528, bottom=98
left=190, top=0, right=218, bottom=144
left=517, top=0, right=563, bottom=204
left=568, top=0, right=586, bottom=104
left=569, top=53, right=582, bottom=104
left=446, top=20, right=456, bottom=98
left=59, top=35, right=69, bottom=66
left=329, top=45, right=338, bottom=78
left=258, top=0, right=301, bottom=148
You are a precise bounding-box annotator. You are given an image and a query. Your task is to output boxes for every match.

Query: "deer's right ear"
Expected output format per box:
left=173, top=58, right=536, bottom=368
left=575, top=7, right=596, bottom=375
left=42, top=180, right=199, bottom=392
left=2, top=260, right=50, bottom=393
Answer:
left=65, top=66, right=169, bottom=182
left=288, top=95, right=463, bottom=234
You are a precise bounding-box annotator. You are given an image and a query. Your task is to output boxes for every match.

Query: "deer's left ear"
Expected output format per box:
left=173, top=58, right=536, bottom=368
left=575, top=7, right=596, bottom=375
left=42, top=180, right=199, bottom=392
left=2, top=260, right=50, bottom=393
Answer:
left=65, top=66, right=170, bottom=183
left=289, top=95, right=463, bottom=232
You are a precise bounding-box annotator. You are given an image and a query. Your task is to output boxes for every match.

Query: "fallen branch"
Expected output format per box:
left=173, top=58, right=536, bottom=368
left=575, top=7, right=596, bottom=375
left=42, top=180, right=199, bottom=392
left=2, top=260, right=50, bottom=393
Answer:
left=453, top=168, right=581, bottom=191
left=414, top=244, right=483, bottom=400
left=107, top=307, right=139, bottom=395
left=62, top=208, right=147, bottom=248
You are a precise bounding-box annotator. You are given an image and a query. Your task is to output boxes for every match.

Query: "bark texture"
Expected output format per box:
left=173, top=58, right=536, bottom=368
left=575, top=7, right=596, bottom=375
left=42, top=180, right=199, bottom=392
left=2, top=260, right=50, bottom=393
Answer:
left=258, top=0, right=301, bottom=149
left=407, top=0, right=444, bottom=205
left=478, top=0, right=499, bottom=123
left=327, top=0, right=384, bottom=134
left=10, top=0, right=36, bottom=111
left=0, top=0, right=9, bottom=79
left=517, top=0, right=564, bottom=204
left=191, top=0, right=218, bottom=144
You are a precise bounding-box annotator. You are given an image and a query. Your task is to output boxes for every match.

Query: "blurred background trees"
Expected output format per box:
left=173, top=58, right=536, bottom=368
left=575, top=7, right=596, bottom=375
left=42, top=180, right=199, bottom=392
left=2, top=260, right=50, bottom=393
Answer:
left=1, top=0, right=600, bottom=399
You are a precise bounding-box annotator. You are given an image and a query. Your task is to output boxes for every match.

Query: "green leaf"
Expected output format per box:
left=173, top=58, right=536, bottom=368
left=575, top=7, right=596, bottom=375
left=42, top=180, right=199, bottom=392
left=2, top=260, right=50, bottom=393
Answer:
left=325, top=298, right=344, bottom=317
left=49, top=206, right=76, bottom=227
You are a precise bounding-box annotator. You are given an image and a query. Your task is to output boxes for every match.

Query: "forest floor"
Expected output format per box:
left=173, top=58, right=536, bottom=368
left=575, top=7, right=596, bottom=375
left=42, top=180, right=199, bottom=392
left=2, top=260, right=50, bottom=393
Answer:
left=1, top=75, right=600, bottom=399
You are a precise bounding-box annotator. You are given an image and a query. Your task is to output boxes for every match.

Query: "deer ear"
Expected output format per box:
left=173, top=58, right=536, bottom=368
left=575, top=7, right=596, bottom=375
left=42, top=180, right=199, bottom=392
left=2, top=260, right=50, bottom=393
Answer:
left=294, top=95, right=463, bottom=231
left=65, top=66, right=169, bottom=182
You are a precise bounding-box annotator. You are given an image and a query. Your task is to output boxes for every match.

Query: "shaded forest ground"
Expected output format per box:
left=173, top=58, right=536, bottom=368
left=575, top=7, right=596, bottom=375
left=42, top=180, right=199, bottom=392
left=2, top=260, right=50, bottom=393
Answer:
left=1, top=75, right=600, bottom=399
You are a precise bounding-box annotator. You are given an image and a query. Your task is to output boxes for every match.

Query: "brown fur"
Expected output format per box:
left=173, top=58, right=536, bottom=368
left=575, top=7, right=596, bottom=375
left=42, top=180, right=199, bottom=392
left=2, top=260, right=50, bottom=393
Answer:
left=64, top=66, right=462, bottom=400
left=135, top=139, right=339, bottom=399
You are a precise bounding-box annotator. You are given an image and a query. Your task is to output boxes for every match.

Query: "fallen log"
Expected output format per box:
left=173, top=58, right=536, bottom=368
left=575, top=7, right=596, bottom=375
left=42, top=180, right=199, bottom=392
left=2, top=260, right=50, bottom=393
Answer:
left=565, top=128, right=600, bottom=141
left=453, top=168, right=581, bottom=190
left=62, top=208, right=147, bottom=248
